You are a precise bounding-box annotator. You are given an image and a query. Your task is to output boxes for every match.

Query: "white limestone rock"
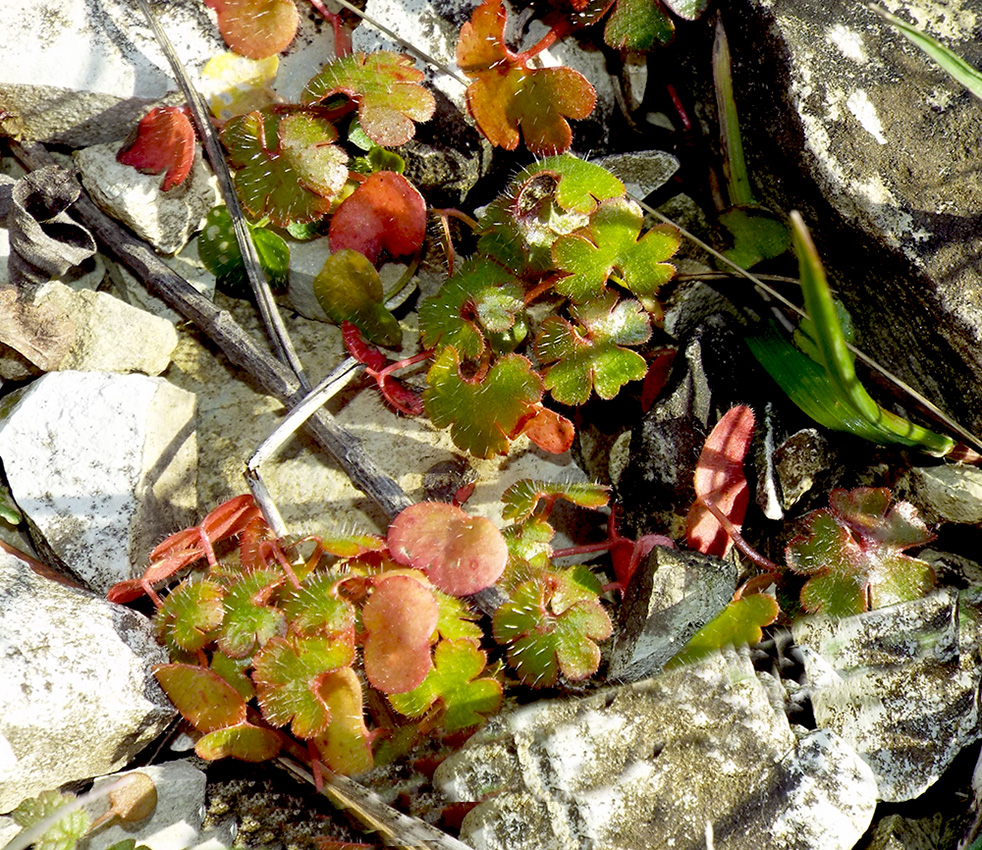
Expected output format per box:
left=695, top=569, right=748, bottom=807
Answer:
left=792, top=589, right=982, bottom=801
left=0, top=551, right=174, bottom=812
left=87, top=762, right=207, bottom=850
left=435, top=648, right=877, bottom=850
left=0, top=371, right=198, bottom=593
left=75, top=144, right=220, bottom=255
left=906, top=463, right=982, bottom=525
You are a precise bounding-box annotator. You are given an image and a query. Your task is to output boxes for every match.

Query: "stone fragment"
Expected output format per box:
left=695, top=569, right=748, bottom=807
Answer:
left=75, top=144, right=220, bottom=255
left=727, top=0, right=982, bottom=436
left=0, top=371, right=197, bottom=593
left=906, top=463, right=982, bottom=525
left=771, top=428, right=840, bottom=511
left=0, top=552, right=174, bottom=812
left=607, top=545, right=737, bottom=682
left=124, top=238, right=217, bottom=323
left=87, top=762, right=207, bottom=850
left=792, top=589, right=982, bottom=801
left=435, top=648, right=877, bottom=850
left=593, top=151, right=679, bottom=201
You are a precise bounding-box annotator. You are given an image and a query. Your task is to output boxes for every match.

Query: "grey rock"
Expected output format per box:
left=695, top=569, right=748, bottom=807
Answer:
left=435, top=648, right=877, bottom=850
left=0, top=551, right=174, bottom=812
left=859, top=813, right=943, bottom=850
left=75, top=144, right=220, bottom=255
left=0, top=371, right=197, bottom=593
left=88, top=762, right=207, bottom=850
left=907, top=463, right=982, bottom=524
left=792, top=588, right=982, bottom=801
left=607, top=545, right=737, bottom=682
left=772, top=428, right=840, bottom=511
left=593, top=152, right=680, bottom=202
left=728, top=0, right=982, bottom=436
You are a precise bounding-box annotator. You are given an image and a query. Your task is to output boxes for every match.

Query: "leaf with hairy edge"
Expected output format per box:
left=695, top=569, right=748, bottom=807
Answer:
left=605, top=0, right=675, bottom=51
left=313, top=668, right=374, bottom=775
left=313, top=249, right=403, bottom=348
left=388, top=639, right=502, bottom=731
left=196, top=721, right=283, bottom=761
left=457, top=0, right=596, bottom=154
left=786, top=487, right=936, bottom=616
left=281, top=573, right=356, bottom=638
left=328, top=171, right=426, bottom=265
left=501, top=479, right=609, bottom=523
left=198, top=205, right=290, bottom=295
left=388, top=502, right=508, bottom=596
left=215, top=567, right=286, bottom=658
left=552, top=198, right=679, bottom=306
left=362, top=574, right=438, bottom=694
left=685, top=405, right=755, bottom=558
left=666, top=593, right=779, bottom=669
left=493, top=567, right=611, bottom=687
left=302, top=52, right=436, bottom=146
left=155, top=578, right=225, bottom=652
left=662, top=0, right=710, bottom=18
left=433, top=589, right=484, bottom=642
left=204, top=0, right=298, bottom=59
left=535, top=292, right=651, bottom=405
left=252, top=633, right=356, bottom=738
left=418, top=257, right=525, bottom=358
left=502, top=518, right=556, bottom=583
left=520, top=405, right=576, bottom=454
left=154, top=663, right=246, bottom=732
left=117, top=106, right=195, bottom=191
left=211, top=650, right=255, bottom=701
left=222, top=108, right=347, bottom=226
left=424, top=348, right=543, bottom=458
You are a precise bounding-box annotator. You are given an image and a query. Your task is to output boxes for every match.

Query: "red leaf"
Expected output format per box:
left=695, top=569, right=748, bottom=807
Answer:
left=522, top=406, right=575, bottom=454
left=387, top=502, right=508, bottom=595
left=329, top=172, right=426, bottom=265
left=117, top=106, right=195, bottom=191
left=362, top=574, right=438, bottom=694
left=685, top=405, right=755, bottom=557
left=640, top=347, right=675, bottom=412
left=204, top=0, right=299, bottom=59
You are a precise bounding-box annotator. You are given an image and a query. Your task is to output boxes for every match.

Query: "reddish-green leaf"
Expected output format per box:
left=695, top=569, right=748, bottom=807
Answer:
left=222, top=108, right=347, bottom=226
left=362, top=574, right=438, bottom=694
left=252, top=633, right=356, bottom=738
left=117, top=106, right=195, bottom=191
left=154, top=663, right=246, bottom=732
left=520, top=405, right=576, bottom=455
left=313, top=668, right=374, bottom=775
left=534, top=292, right=651, bottom=405
left=457, top=0, right=596, bottom=154
left=302, top=52, right=436, bottom=146
left=787, top=487, right=936, bottom=616
left=424, top=348, right=543, bottom=458
left=281, top=573, right=356, bottom=638
left=666, top=593, right=779, bottom=669
left=685, top=405, right=755, bottom=558
left=313, top=249, right=403, bottom=347
left=155, top=578, right=225, bottom=652
left=328, top=171, right=426, bottom=264
left=388, top=639, right=502, bottom=731
left=605, top=0, right=675, bottom=49
left=501, top=479, right=610, bottom=523
left=492, top=567, right=611, bottom=687
left=196, top=721, right=283, bottom=761
left=388, top=502, right=508, bottom=596
left=552, top=197, right=679, bottom=307
left=215, top=567, right=286, bottom=658
left=204, top=0, right=298, bottom=59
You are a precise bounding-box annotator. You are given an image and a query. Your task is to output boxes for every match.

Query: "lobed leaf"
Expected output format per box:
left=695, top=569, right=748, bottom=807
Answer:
left=387, top=502, right=508, bottom=596
left=313, top=249, right=403, bottom=347
left=215, top=567, right=286, bottom=658
left=198, top=205, right=290, bottom=295
left=457, top=0, right=596, bottom=155
left=328, top=171, right=426, bottom=265
left=520, top=405, right=576, bottom=454
left=302, top=52, right=436, bottom=146
left=252, top=633, right=356, bottom=738
left=362, top=574, right=438, bottom=694
left=666, top=593, right=779, bottom=668
left=433, top=589, right=484, bottom=642
left=388, top=639, right=502, bottom=731
left=423, top=348, right=543, bottom=458
left=535, top=292, right=651, bottom=405
left=717, top=206, right=790, bottom=270
left=204, top=0, right=298, bottom=59
left=11, top=790, right=90, bottom=850
left=281, top=573, right=357, bottom=638
left=155, top=578, right=225, bottom=653
left=117, top=106, right=195, bottom=192
left=501, top=478, right=609, bottom=523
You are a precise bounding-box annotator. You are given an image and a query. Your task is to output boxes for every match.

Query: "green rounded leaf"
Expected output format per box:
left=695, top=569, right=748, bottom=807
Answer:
left=154, top=663, right=247, bottom=732
left=312, top=249, right=402, bottom=347
left=196, top=721, right=282, bottom=762
left=155, top=578, right=225, bottom=652
left=198, top=206, right=290, bottom=295
left=605, top=0, right=675, bottom=51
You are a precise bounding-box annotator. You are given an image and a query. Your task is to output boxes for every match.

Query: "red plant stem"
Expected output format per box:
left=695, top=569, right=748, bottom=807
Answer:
left=515, top=20, right=573, bottom=65
left=376, top=349, right=433, bottom=382
left=308, top=0, right=352, bottom=57
left=666, top=83, right=692, bottom=133
left=552, top=541, right=615, bottom=558
left=523, top=273, right=565, bottom=305
left=699, top=497, right=782, bottom=572
left=431, top=208, right=480, bottom=231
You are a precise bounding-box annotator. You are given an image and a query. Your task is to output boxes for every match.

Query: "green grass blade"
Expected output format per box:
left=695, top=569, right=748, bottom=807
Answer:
left=712, top=18, right=754, bottom=207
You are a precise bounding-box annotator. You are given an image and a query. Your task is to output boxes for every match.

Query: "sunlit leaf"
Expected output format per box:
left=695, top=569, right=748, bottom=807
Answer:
left=535, top=292, right=651, bottom=405
left=215, top=567, right=286, bottom=658
left=222, top=108, right=347, bottom=226
left=154, top=663, right=246, bottom=732
left=388, top=639, right=502, bottom=731
left=501, top=479, right=609, bottom=523
left=717, top=206, right=790, bottom=269
left=312, top=249, right=402, bottom=347
left=197, top=205, right=290, bottom=295
left=605, top=0, right=675, bottom=51
left=666, top=593, right=779, bottom=668
left=433, top=589, right=484, bottom=641
left=253, top=633, right=356, bottom=738
left=11, top=790, right=90, bottom=850
left=362, top=574, right=438, bottom=694
left=155, top=578, right=225, bottom=653
left=328, top=171, right=426, bottom=264
left=117, top=106, right=195, bottom=191
left=313, top=668, right=374, bottom=775
left=457, top=0, right=596, bottom=154
left=281, top=573, right=356, bottom=638
left=502, top=517, right=556, bottom=577
left=387, top=502, right=508, bottom=595
left=303, top=52, right=436, bottom=146
left=424, top=348, right=543, bottom=458
left=552, top=197, right=678, bottom=305
left=200, top=51, right=279, bottom=121
left=204, top=0, right=298, bottom=59
left=196, top=721, right=283, bottom=761
left=210, top=649, right=256, bottom=701
left=519, top=405, right=576, bottom=454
